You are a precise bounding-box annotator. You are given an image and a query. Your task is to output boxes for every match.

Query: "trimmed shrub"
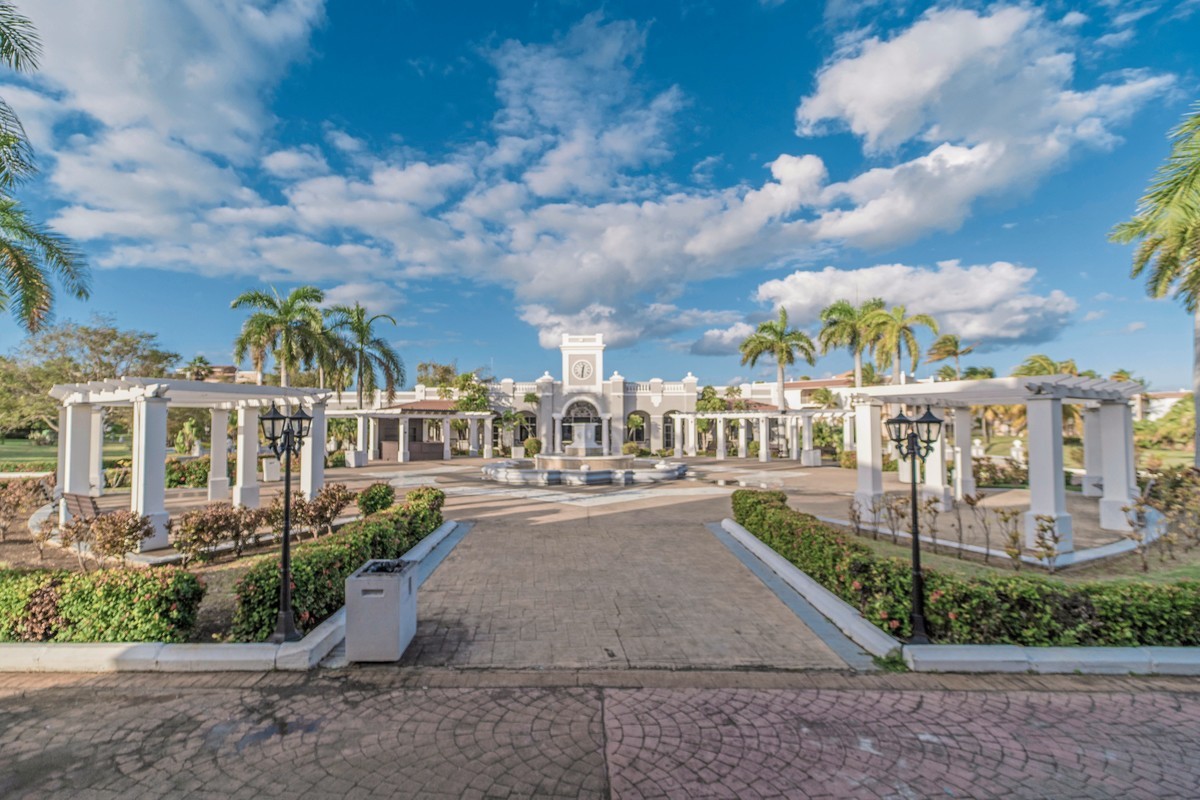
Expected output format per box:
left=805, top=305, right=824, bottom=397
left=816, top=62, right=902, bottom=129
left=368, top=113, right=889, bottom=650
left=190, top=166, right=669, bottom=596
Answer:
left=523, top=437, right=542, bottom=457
left=173, top=503, right=240, bottom=566
left=839, top=451, right=856, bottom=469
left=326, top=450, right=347, bottom=469
left=748, top=441, right=761, bottom=458
left=89, top=511, right=155, bottom=564
left=231, top=487, right=445, bottom=642
left=357, top=482, right=396, bottom=516
left=621, top=441, right=639, bottom=455
left=731, top=489, right=1200, bottom=646
left=298, top=483, right=357, bottom=537
left=0, top=567, right=204, bottom=643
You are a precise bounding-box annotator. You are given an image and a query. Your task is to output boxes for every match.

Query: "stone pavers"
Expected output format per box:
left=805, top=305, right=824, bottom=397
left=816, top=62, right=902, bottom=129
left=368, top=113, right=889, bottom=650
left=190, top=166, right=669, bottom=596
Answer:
left=405, top=488, right=849, bottom=670
left=2, top=671, right=1199, bottom=798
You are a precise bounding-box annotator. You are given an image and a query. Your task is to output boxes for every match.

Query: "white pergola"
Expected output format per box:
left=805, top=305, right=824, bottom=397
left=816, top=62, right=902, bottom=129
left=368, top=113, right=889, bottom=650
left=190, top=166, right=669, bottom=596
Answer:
left=843, top=375, right=1143, bottom=554
left=673, top=408, right=854, bottom=463
left=327, top=407, right=495, bottom=462
left=49, top=378, right=330, bottom=551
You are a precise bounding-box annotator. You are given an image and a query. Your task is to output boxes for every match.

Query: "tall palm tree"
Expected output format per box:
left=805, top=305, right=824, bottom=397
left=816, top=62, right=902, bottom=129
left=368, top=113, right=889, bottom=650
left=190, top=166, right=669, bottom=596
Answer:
left=183, top=355, right=212, bottom=381
left=963, top=365, right=996, bottom=380
left=864, top=304, right=939, bottom=383
left=230, top=285, right=325, bottom=387
left=233, top=321, right=270, bottom=385
left=739, top=307, right=817, bottom=409
left=817, top=297, right=885, bottom=388
left=926, top=333, right=976, bottom=379
left=934, top=364, right=958, bottom=382
left=810, top=387, right=838, bottom=409
left=0, top=7, right=89, bottom=332
left=327, top=302, right=405, bottom=409
left=1011, top=354, right=1080, bottom=377
left=1110, top=102, right=1200, bottom=466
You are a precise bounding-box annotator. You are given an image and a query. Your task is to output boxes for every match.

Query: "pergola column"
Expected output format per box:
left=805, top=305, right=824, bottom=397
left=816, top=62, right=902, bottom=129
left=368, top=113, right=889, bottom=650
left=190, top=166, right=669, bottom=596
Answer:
left=356, top=415, right=368, bottom=456
left=88, top=406, right=104, bottom=496
left=300, top=403, right=326, bottom=500
left=1098, top=401, right=1134, bottom=531
left=367, top=418, right=379, bottom=460
left=601, top=414, right=611, bottom=455
left=553, top=414, right=563, bottom=454
left=842, top=414, right=855, bottom=452
left=854, top=402, right=884, bottom=508
left=685, top=417, right=698, bottom=457
left=737, top=419, right=748, bottom=459
left=233, top=406, right=260, bottom=509
left=715, top=418, right=727, bottom=460
left=1081, top=407, right=1103, bottom=497
left=130, top=397, right=169, bottom=550
left=950, top=408, right=976, bottom=500
left=441, top=418, right=452, bottom=460
left=60, top=403, right=93, bottom=524
left=801, top=415, right=821, bottom=467
left=483, top=417, right=494, bottom=459
left=789, top=416, right=800, bottom=461
left=208, top=408, right=230, bottom=501
left=1024, top=396, right=1073, bottom=553
left=922, top=421, right=952, bottom=510
left=758, top=417, right=770, bottom=462
left=673, top=415, right=683, bottom=458
left=467, top=418, right=479, bottom=456
left=399, top=418, right=410, bottom=462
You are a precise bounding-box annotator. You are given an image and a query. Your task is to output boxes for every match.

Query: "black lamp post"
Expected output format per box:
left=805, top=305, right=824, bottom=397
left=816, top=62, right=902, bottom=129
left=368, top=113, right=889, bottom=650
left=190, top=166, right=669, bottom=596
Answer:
left=260, top=401, right=312, bottom=643
left=885, top=406, right=943, bottom=645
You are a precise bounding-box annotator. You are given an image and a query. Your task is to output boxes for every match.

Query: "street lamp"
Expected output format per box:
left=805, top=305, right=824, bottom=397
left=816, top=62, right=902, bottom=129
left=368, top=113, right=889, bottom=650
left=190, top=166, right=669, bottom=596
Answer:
left=260, top=401, right=311, bottom=643
left=886, top=406, right=943, bottom=645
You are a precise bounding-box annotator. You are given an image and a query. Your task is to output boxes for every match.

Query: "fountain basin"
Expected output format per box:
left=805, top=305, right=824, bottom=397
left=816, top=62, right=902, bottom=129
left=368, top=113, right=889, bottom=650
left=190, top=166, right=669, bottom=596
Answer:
left=482, top=457, right=687, bottom=486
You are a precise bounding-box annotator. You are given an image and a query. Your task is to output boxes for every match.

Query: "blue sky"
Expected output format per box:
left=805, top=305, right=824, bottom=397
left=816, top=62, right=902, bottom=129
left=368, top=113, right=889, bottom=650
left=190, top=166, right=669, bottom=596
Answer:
left=1, top=0, right=1197, bottom=389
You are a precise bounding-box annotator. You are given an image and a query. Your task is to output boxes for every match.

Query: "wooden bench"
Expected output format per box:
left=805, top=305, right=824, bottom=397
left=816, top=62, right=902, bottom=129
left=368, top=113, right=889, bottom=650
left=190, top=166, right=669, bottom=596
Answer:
left=62, top=492, right=101, bottom=521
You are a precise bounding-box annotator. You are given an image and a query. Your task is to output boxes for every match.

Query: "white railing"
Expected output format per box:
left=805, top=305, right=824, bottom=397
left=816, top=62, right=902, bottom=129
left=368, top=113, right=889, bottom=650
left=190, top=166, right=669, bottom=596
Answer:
left=662, top=383, right=686, bottom=393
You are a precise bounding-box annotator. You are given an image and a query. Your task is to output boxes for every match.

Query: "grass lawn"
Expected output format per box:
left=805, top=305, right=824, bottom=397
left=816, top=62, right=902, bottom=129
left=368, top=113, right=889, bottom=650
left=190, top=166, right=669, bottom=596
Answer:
left=0, top=437, right=131, bottom=465
left=983, top=434, right=1193, bottom=469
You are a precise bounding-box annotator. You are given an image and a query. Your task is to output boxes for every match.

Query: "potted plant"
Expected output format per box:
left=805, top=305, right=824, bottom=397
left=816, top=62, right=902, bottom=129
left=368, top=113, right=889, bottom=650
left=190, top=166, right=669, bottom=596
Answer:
left=345, top=558, right=419, bottom=662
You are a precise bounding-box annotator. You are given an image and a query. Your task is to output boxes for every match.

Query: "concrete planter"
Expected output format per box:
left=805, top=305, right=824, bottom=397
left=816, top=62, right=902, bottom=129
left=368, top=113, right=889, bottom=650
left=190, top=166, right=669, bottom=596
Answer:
left=511, top=446, right=525, bottom=459
left=345, top=559, right=418, bottom=663
left=261, top=457, right=281, bottom=482
left=345, top=450, right=367, bottom=468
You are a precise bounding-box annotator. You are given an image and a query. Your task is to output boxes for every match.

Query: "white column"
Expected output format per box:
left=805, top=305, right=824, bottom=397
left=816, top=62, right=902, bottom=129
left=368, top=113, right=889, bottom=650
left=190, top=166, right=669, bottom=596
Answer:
left=801, top=415, right=821, bottom=467
left=130, top=397, right=169, bottom=550
left=88, top=406, right=104, bottom=496
left=1124, top=403, right=1138, bottom=490
left=54, top=405, right=67, bottom=521
left=467, top=418, right=479, bottom=456
left=685, top=417, right=698, bottom=457
left=789, top=416, right=800, bottom=461
left=356, top=415, right=368, bottom=457
left=441, top=418, right=452, bottom=460
left=673, top=416, right=683, bottom=458
left=1081, top=407, right=1103, bottom=498
left=300, top=403, right=326, bottom=500
left=1024, top=397, right=1073, bottom=552
left=208, top=408, right=230, bottom=501
left=553, top=414, right=563, bottom=454
left=399, top=418, right=410, bottom=462
left=60, top=403, right=93, bottom=524
left=758, top=417, right=770, bottom=462
left=854, top=403, right=884, bottom=508
left=950, top=408, right=976, bottom=500
left=922, top=423, right=952, bottom=511
left=842, top=414, right=855, bottom=452
left=601, top=414, right=611, bottom=455
left=1098, top=401, right=1134, bottom=532
left=715, top=419, right=727, bottom=460
left=368, top=419, right=380, bottom=460
left=483, top=417, right=494, bottom=459
left=233, top=406, right=260, bottom=509
left=737, top=419, right=748, bottom=459
left=650, top=414, right=664, bottom=453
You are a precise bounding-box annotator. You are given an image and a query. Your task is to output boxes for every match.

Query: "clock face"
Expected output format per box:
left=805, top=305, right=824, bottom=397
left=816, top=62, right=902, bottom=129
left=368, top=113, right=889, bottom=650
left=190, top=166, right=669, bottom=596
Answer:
left=571, top=360, right=593, bottom=380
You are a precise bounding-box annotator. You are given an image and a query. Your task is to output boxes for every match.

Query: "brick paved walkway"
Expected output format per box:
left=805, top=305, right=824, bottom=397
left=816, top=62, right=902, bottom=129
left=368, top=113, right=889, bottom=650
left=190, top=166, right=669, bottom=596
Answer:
left=404, top=485, right=849, bottom=670
left=2, top=671, right=1198, bottom=799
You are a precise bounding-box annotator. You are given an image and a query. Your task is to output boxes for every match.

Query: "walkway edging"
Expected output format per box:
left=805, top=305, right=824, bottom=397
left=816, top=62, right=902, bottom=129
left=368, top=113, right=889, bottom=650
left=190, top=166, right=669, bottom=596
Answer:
left=0, top=520, right=461, bottom=673
left=720, top=518, right=901, bottom=658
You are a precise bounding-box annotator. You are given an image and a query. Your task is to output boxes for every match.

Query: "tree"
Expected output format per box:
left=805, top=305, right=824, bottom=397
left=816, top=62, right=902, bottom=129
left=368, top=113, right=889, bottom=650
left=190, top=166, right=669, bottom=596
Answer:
left=327, top=302, right=405, bottom=409
left=183, top=355, right=212, bottom=382
left=810, top=387, right=838, bottom=409
left=817, top=298, right=885, bottom=388
left=694, top=385, right=728, bottom=449
left=926, top=334, right=976, bottom=379
left=739, top=307, right=816, bottom=409
left=451, top=372, right=491, bottom=412
left=1011, top=354, right=1081, bottom=377
left=416, top=361, right=457, bottom=387
left=865, top=305, right=939, bottom=383
left=934, top=364, right=958, bottom=382
left=230, top=286, right=325, bottom=388
left=963, top=365, right=996, bottom=380
left=626, top=413, right=645, bottom=442
left=1110, top=102, right=1200, bottom=464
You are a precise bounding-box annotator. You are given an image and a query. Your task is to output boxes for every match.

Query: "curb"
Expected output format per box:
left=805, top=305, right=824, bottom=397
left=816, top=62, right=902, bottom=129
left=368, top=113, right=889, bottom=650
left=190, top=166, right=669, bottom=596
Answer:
left=0, top=520, right=461, bottom=673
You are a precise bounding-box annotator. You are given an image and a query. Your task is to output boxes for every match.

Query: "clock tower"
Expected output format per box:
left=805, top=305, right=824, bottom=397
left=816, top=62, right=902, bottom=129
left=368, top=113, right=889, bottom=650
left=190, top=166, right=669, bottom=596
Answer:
left=560, top=333, right=605, bottom=392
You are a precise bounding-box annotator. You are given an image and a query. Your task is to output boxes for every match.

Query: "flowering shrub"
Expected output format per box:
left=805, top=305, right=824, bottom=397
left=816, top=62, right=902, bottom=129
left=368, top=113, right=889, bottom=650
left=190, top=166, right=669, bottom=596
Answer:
left=173, top=503, right=240, bottom=566
left=0, top=567, right=204, bottom=643
left=732, top=489, right=1200, bottom=646
left=88, top=511, right=155, bottom=564
left=299, top=483, right=357, bottom=537
left=357, top=482, right=395, bottom=516
left=231, top=487, right=445, bottom=642
left=973, top=459, right=1029, bottom=488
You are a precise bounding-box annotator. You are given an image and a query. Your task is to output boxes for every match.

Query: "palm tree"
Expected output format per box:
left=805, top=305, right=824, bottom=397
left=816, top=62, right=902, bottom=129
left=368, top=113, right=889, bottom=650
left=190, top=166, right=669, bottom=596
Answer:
left=739, top=307, right=817, bottom=409
left=230, top=285, right=325, bottom=387
left=327, top=302, right=405, bottom=409
left=926, top=334, right=976, bottom=378
left=935, top=364, right=958, bottom=382
left=1110, top=102, right=1200, bottom=465
left=184, top=355, right=212, bottom=381
left=1011, top=354, right=1080, bottom=377
left=864, top=305, right=939, bottom=383
left=963, top=365, right=996, bottom=380
left=810, top=387, right=838, bottom=409
left=233, top=321, right=271, bottom=385
left=817, top=298, right=885, bottom=388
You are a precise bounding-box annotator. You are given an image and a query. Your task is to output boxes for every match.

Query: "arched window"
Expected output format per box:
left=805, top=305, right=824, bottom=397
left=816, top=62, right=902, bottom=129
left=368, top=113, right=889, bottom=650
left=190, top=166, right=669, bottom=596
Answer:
left=663, top=411, right=678, bottom=450
left=563, top=401, right=599, bottom=444
left=517, top=412, right=537, bottom=443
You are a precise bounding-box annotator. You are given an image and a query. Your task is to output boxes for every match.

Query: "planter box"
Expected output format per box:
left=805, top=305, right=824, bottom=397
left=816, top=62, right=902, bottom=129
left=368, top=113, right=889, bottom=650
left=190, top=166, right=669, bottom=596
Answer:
left=261, top=457, right=281, bottom=482
left=345, top=559, right=418, bottom=662
left=511, top=446, right=525, bottom=459
left=345, top=450, right=367, bottom=468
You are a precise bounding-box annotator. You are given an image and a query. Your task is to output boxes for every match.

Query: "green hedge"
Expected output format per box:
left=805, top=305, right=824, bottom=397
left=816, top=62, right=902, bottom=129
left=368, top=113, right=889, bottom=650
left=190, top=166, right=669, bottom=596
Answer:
left=731, top=489, right=1200, bottom=646
left=231, top=487, right=445, bottom=642
left=0, top=567, right=205, bottom=643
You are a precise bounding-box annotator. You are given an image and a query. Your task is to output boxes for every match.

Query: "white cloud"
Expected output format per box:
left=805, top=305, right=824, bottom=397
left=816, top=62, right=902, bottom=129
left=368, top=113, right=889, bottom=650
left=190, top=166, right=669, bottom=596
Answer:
left=1125, top=321, right=1147, bottom=333
left=262, top=146, right=330, bottom=179
left=754, top=260, right=1077, bottom=347
left=1083, top=310, right=1106, bottom=322
left=691, top=322, right=756, bottom=355
left=323, top=281, right=406, bottom=314
left=519, top=303, right=740, bottom=349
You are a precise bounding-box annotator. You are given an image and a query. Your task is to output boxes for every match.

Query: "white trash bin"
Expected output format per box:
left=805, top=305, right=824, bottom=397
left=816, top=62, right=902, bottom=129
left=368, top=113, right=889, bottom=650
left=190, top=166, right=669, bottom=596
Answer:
left=345, top=559, right=418, bottom=662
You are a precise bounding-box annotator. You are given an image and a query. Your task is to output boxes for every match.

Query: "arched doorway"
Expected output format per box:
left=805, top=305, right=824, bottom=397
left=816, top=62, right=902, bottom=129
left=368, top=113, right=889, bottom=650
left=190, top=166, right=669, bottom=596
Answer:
left=563, top=401, right=600, bottom=446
